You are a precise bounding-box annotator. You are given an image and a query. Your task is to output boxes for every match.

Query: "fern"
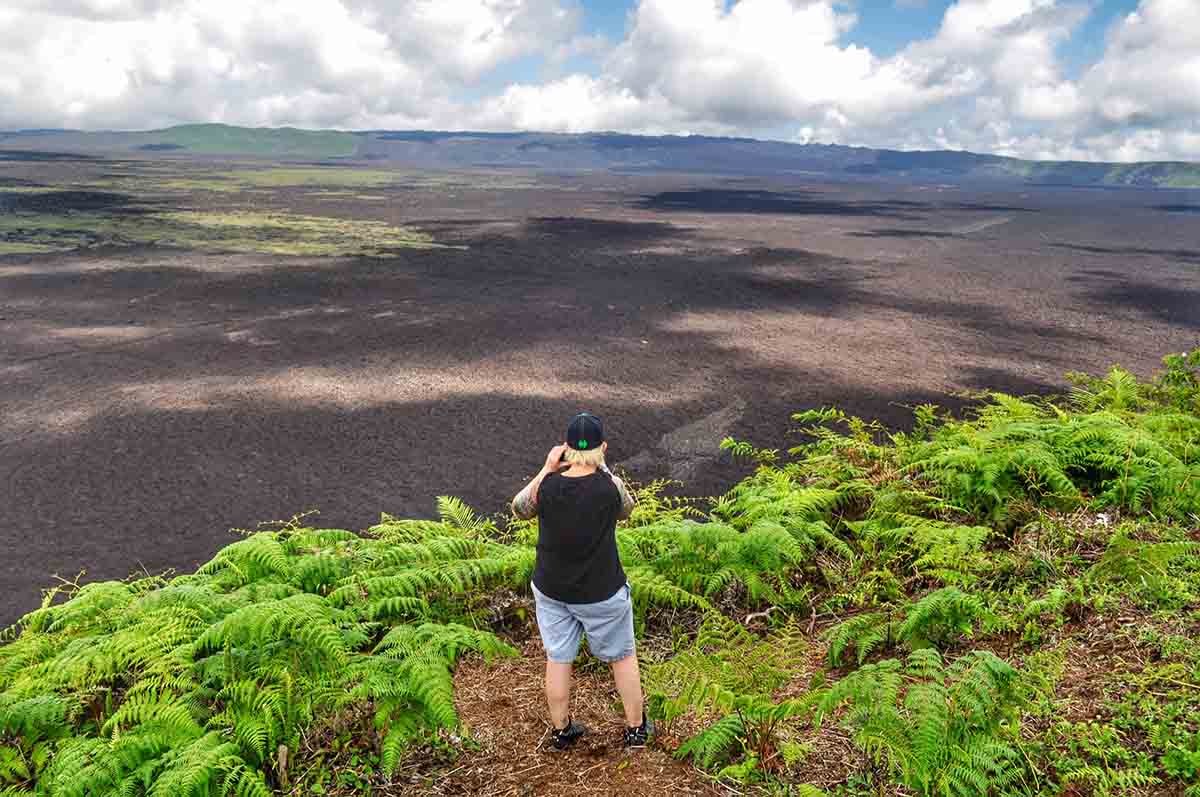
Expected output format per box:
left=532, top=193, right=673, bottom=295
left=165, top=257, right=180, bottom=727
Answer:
left=897, top=587, right=988, bottom=650
left=814, top=649, right=1023, bottom=797
left=648, top=615, right=810, bottom=774
left=851, top=512, right=992, bottom=588
left=197, top=535, right=292, bottom=588
left=678, top=713, right=746, bottom=768
left=825, top=587, right=987, bottom=668
left=826, top=612, right=897, bottom=667
left=1088, top=532, right=1200, bottom=596
left=436, top=495, right=496, bottom=536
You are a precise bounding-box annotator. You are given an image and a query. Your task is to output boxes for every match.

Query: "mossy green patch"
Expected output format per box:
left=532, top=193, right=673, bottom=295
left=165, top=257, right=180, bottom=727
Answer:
left=0, top=240, right=64, bottom=254
left=306, top=190, right=390, bottom=201
left=82, top=167, right=405, bottom=194
left=149, top=177, right=245, bottom=193
left=234, top=168, right=399, bottom=188
left=152, top=210, right=439, bottom=254
left=0, top=209, right=444, bottom=256
left=78, top=169, right=400, bottom=194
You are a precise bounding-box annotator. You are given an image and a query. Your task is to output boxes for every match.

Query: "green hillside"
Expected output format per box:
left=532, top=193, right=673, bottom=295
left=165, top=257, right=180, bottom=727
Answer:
left=994, top=157, right=1200, bottom=188
left=144, top=124, right=360, bottom=158
left=5, top=125, right=1198, bottom=186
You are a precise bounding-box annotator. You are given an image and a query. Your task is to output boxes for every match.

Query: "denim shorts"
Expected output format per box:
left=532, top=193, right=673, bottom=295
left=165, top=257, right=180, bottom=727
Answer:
left=531, top=581, right=636, bottom=664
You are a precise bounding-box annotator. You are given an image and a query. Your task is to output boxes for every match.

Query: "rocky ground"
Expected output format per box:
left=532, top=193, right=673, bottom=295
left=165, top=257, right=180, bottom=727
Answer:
left=2, top=157, right=1198, bottom=625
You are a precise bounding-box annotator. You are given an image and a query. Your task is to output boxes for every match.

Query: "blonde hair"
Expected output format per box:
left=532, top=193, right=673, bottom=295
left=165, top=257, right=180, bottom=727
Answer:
left=564, top=446, right=606, bottom=468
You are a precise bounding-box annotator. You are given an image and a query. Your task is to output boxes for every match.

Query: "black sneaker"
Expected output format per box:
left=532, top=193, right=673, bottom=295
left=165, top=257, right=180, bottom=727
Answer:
left=623, top=716, right=654, bottom=749
left=548, top=718, right=587, bottom=751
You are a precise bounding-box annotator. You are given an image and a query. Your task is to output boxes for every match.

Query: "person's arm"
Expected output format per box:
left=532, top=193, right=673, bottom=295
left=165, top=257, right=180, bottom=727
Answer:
left=601, top=464, right=637, bottom=521
left=511, top=443, right=569, bottom=519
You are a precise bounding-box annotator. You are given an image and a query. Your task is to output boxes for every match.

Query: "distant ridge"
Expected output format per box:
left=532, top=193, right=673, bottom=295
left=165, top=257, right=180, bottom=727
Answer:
left=2, top=123, right=1198, bottom=188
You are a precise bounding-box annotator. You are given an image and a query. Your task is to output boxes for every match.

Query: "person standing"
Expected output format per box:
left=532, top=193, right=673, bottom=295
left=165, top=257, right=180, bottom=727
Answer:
left=511, top=412, right=653, bottom=751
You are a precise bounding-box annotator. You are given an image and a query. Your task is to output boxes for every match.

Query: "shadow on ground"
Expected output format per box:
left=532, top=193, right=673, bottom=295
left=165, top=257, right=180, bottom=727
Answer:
left=1054, top=242, right=1200, bottom=265
left=0, top=190, right=151, bottom=214
left=633, top=188, right=925, bottom=218
left=0, top=150, right=103, bottom=162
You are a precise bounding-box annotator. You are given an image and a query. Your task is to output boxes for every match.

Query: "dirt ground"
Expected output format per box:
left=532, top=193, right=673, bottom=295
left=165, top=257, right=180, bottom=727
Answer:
left=430, top=638, right=725, bottom=796
left=2, top=158, right=1199, bottom=625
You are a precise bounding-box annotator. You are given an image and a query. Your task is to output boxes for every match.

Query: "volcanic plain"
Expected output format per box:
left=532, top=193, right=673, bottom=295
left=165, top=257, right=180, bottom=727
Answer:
left=2, top=155, right=1198, bottom=625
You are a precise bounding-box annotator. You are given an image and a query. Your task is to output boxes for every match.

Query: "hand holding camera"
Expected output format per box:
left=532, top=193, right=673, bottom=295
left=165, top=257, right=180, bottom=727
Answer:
left=543, top=443, right=570, bottom=474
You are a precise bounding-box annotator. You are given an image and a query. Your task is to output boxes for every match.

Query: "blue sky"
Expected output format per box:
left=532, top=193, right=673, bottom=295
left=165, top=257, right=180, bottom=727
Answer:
left=577, top=0, right=1143, bottom=72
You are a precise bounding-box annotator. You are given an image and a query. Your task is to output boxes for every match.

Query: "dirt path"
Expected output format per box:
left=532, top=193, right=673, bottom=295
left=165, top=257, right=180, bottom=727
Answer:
left=433, top=638, right=723, bottom=797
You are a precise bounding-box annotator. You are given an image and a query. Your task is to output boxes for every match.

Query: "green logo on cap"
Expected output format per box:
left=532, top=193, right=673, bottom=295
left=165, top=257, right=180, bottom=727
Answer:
left=578, top=440, right=588, bottom=449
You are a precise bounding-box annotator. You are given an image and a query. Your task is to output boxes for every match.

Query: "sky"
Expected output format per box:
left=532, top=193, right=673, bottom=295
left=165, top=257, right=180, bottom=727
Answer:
left=1, top=0, right=1198, bottom=162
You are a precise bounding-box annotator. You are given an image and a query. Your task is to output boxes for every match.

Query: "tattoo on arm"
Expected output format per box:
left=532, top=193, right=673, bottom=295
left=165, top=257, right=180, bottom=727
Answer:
left=512, top=470, right=551, bottom=519
left=613, top=475, right=637, bottom=520
left=511, top=481, right=538, bottom=519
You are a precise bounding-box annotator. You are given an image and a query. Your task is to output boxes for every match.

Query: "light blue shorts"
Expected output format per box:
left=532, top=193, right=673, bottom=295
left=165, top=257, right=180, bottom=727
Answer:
left=531, top=582, right=636, bottom=664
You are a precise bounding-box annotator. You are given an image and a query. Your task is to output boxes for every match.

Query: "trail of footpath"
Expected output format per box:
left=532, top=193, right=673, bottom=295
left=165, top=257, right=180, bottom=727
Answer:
left=426, top=638, right=724, bottom=796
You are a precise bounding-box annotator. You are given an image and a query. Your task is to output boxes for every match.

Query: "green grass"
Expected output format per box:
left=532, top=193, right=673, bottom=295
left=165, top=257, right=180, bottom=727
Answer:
left=991, top=158, right=1200, bottom=188
left=0, top=241, right=63, bottom=254
left=79, top=167, right=403, bottom=193
left=305, top=191, right=389, bottom=201
left=234, top=168, right=398, bottom=188
left=1, top=352, right=1198, bottom=796
left=1162, top=164, right=1200, bottom=188
left=0, top=209, right=443, bottom=256
left=0, top=163, right=457, bottom=255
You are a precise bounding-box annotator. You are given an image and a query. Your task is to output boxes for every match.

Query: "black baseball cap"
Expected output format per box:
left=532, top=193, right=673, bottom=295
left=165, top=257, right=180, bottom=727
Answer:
left=566, top=412, right=604, bottom=451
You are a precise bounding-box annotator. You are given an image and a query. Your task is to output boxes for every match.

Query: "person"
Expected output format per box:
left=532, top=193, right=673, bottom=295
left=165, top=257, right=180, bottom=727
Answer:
left=511, top=411, right=653, bottom=751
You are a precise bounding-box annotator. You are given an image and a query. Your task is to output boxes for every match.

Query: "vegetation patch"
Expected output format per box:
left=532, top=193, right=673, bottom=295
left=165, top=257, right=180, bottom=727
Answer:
left=0, top=241, right=62, bottom=254
left=77, top=167, right=404, bottom=194
left=2, top=352, right=1198, bottom=795
left=305, top=191, right=389, bottom=201
left=0, top=209, right=443, bottom=256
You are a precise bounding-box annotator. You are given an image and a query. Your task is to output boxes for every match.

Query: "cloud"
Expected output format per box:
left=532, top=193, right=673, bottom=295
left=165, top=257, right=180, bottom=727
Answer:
left=477, top=0, right=1200, bottom=161
left=1080, top=0, right=1200, bottom=126
left=0, top=0, right=583, bottom=130
left=479, top=0, right=882, bottom=134
left=476, top=1, right=1085, bottom=136
left=1, top=0, right=1198, bottom=161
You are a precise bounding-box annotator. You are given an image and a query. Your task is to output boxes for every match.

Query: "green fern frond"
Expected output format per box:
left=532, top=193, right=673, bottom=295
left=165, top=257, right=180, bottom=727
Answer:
left=677, top=713, right=745, bottom=768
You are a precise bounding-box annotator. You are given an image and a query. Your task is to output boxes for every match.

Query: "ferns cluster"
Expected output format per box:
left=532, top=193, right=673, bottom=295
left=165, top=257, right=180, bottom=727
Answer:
left=813, top=649, right=1025, bottom=797
left=644, top=614, right=810, bottom=774
left=1087, top=531, right=1200, bottom=600
left=902, top=391, right=1200, bottom=523
left=825, top=587, right=991, bottom=667
left=0, top=504, right=518, bottom=797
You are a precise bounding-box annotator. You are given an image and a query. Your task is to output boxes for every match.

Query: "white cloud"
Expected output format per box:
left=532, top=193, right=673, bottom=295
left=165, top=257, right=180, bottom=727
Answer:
left=1080, top=0, right=1200, bottom=125
left=1, top=0, right=1198, bottom=161
left=476, top=0, right=1086, bottom=139
left=478, top=75, right=686, bottom=133
left=478, top=0, right=1200, bottom=161
left=0, top=0, right=582, bottom=129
